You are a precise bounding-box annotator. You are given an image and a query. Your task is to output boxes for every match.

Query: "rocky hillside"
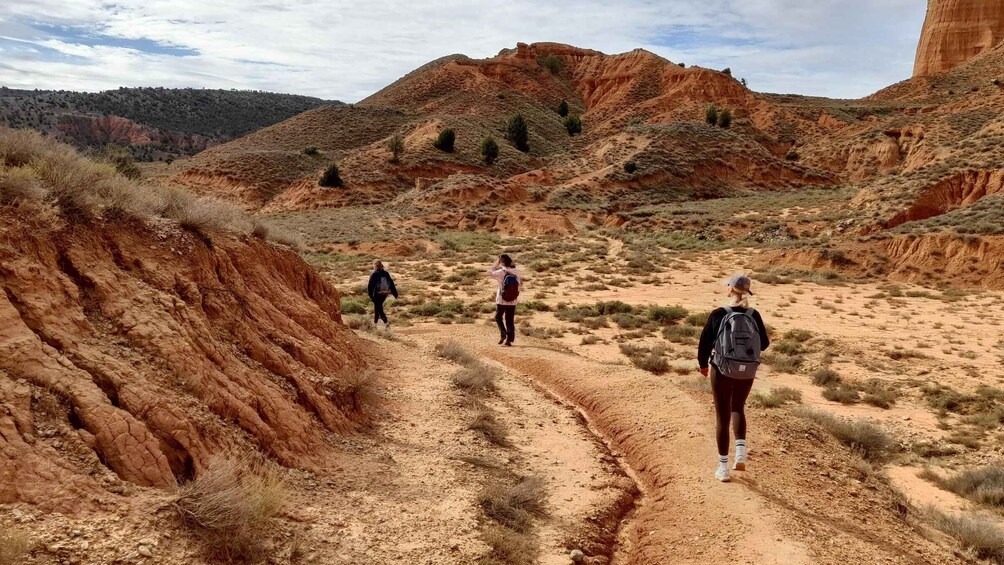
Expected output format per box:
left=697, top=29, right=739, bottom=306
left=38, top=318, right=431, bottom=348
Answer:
left=0, top=87, right=337, bottom=162
left=914, top=0, right=1004, bottom=76
left=0, top=127, right=366, bottom=512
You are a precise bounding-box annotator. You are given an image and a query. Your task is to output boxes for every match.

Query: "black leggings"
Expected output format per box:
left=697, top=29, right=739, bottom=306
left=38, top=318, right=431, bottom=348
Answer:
left=373, top=295, right=388, bottom=324
left=495, top=304, right=516, bottom=344
left=710, top=365, right=754, bottom=456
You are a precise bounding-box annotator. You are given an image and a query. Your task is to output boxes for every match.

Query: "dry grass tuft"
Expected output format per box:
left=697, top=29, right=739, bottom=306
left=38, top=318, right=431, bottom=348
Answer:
left=469, top=405, right=512, bottom=447
left=436, top=340, right=478, bottom=366
left=452, top=365, right=499, bottom=395
left=174, top=452, right=287, bottom=562
left=920, top=464, right=1004, bottom=509
left=479, top=523, right=537, bottom=565
left=797, top=408, right=893, bottom=462
left=924, top=506, right=1004, bottom=563
left=478, top=477, right=548, bottom=533
left=0, top=528, right=32, bottom=565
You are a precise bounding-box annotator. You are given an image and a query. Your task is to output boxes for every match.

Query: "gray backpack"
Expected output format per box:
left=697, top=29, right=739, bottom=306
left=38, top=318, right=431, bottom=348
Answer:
left=377, top=275, right=391, bottom=296
left=712, top=307, right=761, bottom=379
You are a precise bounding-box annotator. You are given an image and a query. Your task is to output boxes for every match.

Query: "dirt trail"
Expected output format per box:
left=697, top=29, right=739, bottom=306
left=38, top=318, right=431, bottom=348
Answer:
left=403, top=323, right=962, bottom=565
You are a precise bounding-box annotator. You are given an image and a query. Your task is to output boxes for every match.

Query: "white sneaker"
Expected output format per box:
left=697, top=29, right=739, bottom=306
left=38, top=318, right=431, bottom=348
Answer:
left=733, top=455, right=746, bottom=471
left=715, top=463, right=731, bottom=482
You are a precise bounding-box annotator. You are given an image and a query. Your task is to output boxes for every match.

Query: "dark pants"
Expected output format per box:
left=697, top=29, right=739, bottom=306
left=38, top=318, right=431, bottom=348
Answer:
left=373, top=294, right=388, bottom=324
left=495, top=304, right=516, bottom=344
left=710, top=365, right=754, bottom=456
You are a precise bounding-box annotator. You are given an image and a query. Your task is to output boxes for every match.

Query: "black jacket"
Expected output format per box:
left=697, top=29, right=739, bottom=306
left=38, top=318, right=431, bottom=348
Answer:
left=697, top=306, right=770, bottom=369
left=367, top=269, right=398, bottom=301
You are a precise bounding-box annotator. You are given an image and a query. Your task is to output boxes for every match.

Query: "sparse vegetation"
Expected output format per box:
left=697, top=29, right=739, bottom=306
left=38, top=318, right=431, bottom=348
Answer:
left=387, top=134, right=404, bottom=162
left=506, top=115, right=530, bottom=153
left=920, top=465, right=1004, bottom=509
left=751, top=386, right=802, bottom=408
left=705, top=104, right=718, bottom=125
left=436, top=340, right=478, bottom=366
left=811, top=368, right=841, bottom=387
left=479, top=477, right=547, bottom=532
left=319, top=163, right=343, bottom=188
left=924, top=506, right=1004, bottom=563
left=0, top=528, right=31, bottom=565
left=717, top=109, right=733, bottom=129
left=797, top=409, right=893, bottom=462
left=174, top=452, right=287, bottom=562
left=557, top=100, right=569, bottom=117
left=302, top=146, right=319, bottom=155
left=537, top=54, right=563, bottom=75
left=481, top=136, right=500, bottom=165
left=624, top=161, right=638, bottom=174
left=470, top=405, right=512, bottom=447
left=563, top=116, right=582, bottom=136
left=99, top=144, right=142, bottom=179
left=434, top=129, right=455, bottom=152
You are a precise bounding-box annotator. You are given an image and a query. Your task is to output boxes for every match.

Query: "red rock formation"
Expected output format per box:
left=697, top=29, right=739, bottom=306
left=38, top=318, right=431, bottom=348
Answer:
left=0, top=212, right=366, bottom=511
left=914, top=0, right=1004, bottom=76
left=56, top=114, right=211, bottom=152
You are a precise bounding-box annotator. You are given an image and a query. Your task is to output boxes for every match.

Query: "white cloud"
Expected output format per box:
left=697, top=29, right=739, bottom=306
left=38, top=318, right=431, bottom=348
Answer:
left=0, top=0, right=925, bottom=101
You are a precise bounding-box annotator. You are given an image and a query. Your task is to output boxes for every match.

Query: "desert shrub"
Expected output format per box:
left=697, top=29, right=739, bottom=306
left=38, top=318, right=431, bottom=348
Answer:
left=663, top=324, right=700, bottom=344
left=623, top=161, right=637, bottom=174
left=705, top=104, right=718, bottom=125
left=387, top=134, right=404, bottom=162
left=797, top=409, right=893, bottom=462
left=409, top=300, right=464, bottom=318
left=822, top=384, right=860, bottom=404
left=0, top=528, right=31, bottom=565
left=557, top=100, right=569, bottom=117
left=339, top=296, right=368, bottom=315
left=318, top=163, right=343, bottom=188
left=99, top=144, right=141, bottom=179
left=685, top=311, right=711, bottom=327
left=506, top=115, right=529, bottom=153
left=0, top=166, right=46, bottom=204
left=722, top=67, right=732, bottom=76
left=633, top=352, right=669, bottom=374
left=765, top=353, right=802, bottom=374
left=433, top=129, right=455, bottom=152
left=774, top=341, right=804, bottom=355
left=921, top=465, right=1004, bottom=509
left=595, top=301, right=633, bottom=315
left=717, top=109, right=733, bottom=129
left=772, top=386, right=803, bottom=403
left=302, top=146, right=319, bottom=155
left=469, top=407, right=511, bottom=447
left=174, top=452, right=287, bottom=562
left=481, top=136, right=500, bottom=165
left=783, top=329, right=813, bottom=343
left=537, top=54, right=563, bottom=74
left=811, top=368, right=841, bottom=387
left=479, top=477, right=547, bottom=532
left=751, top=386, right=802, bottom=408
left=581, top=335, right=602, bottom=345
left=924, top=506, right=1004, bottom=562
left=611, top=312, right=646, bottom=329
left=649, top=305, right=688, bottom=326
left=862, top=388, right=897, bottom=409
left=435, top=340, right=477, bottom=366
left=480, top=523, right=536, bottom=565
left=563, top=116, right=582, bottom=136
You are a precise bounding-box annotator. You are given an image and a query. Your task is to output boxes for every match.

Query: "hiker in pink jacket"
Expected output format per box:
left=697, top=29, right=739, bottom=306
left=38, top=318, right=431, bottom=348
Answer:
left=487, top=254, right=521, bottom=346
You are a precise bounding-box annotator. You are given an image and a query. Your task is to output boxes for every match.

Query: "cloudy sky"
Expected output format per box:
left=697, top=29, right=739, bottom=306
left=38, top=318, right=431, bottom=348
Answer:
left=0, top=1, right=925, bottom=102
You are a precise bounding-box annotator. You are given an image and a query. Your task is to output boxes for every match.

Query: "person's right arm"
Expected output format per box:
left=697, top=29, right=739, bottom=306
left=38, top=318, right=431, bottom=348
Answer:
left=367, top=272, right=377, bottom=299
left=697, top=309, right=723, bottom=373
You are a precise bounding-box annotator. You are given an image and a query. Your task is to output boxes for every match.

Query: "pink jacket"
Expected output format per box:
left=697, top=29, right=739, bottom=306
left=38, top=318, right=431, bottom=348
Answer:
left=488, top=266, right=522, bottom=306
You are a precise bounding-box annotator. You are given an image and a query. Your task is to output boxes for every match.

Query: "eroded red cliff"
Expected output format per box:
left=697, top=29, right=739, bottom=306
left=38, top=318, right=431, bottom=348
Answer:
left=914, top=0, right=1004, bottom=76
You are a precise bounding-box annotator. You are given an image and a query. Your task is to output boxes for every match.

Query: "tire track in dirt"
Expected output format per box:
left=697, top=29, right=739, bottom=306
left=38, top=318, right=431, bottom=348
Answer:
left=428, top=326, right=811, bottom=564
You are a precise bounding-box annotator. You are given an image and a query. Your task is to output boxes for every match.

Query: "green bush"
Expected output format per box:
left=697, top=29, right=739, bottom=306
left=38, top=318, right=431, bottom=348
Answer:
left=480, top=136, right=499, bottom=165
left=100, top=145, right=141, bottom=180
left=433, top=129, right=455, bottom=152
left=318, top=163, right=343, bottom=188
left=303, top=146, right=319, bottom=155
left=387, top=134, right=404, bottom=162
left=705, top=104, right=718, bottom=125
left=717, top=109, right=733, bottom=129
left=557, top=100, right=569, bottom=117
left=623, top=161, right=638, bottom=174
left=538, top=54, right=563, bottom=74
left=811, top=368, right=841, bottom=387
left=563, top=116, right=582, bottom=136
left=595, top=301, right=633, bottom=315
left=649, top=306, right=688, bottom=326
left=506, top=115, right=529, bottom=153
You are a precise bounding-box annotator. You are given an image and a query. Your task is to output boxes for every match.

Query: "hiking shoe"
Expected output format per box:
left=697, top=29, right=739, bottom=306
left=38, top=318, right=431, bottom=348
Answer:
left=499, top=338, right=506, bottom=345
left=715, top=463, right=731, bottom=482
left=733, top=456, right=746, bottom=472
left=504, top=342, right=513, bottom=347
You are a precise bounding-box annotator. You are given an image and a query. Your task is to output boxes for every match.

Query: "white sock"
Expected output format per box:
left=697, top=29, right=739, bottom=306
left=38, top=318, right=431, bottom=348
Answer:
left=718, top=455, right=728, bottom=467
left=736, top=440, right=747, bottom=460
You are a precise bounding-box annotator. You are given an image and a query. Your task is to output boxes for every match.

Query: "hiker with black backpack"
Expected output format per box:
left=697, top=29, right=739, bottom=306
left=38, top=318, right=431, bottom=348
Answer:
left=367, top=260, right=399, bottom=327
left=488, top=254, right=521, bottom=346
left=697, top=274, right=770, bottom=483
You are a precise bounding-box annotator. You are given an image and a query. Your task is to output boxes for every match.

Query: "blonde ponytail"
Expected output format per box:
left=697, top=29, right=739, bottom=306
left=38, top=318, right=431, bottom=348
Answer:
left=728, top=289, right=750, bottom=308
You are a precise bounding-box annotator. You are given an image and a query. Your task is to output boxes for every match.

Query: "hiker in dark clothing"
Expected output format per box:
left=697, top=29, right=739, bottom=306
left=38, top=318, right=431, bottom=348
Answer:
left=367, top=261, right=398, bottom=327
left=697, top=274, right=770, bottom=482
left=487, top=254, right=522, bottom=346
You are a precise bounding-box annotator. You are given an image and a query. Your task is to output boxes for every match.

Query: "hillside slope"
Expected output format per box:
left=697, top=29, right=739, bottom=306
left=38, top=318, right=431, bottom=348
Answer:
left=0, top=87, right=337, bottom=161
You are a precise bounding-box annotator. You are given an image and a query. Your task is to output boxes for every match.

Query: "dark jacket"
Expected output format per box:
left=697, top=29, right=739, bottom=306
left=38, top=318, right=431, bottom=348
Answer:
left=367, top=269, right=398, bottom=301
left=697, top=306, right=770, bottom=369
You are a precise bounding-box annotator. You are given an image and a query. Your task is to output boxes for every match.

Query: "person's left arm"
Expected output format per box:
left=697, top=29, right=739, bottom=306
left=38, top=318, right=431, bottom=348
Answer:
left=388, top=273, right=399, bottom=299
left=753, top=310, right=770, bottom=351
